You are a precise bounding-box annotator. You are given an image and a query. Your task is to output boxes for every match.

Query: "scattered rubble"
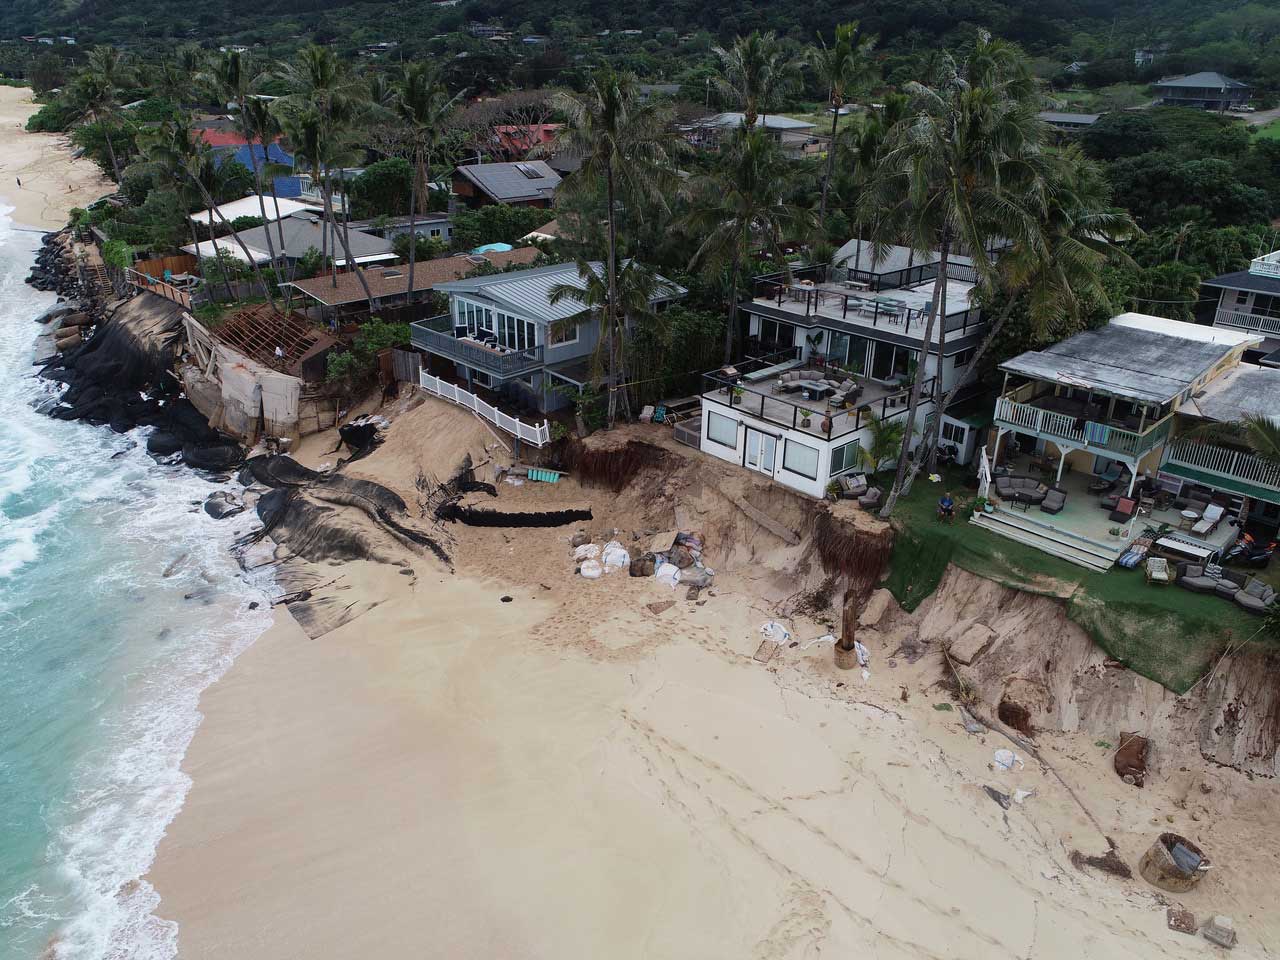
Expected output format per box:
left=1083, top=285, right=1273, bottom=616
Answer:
left=1202, top=915, right=1237, bottom=949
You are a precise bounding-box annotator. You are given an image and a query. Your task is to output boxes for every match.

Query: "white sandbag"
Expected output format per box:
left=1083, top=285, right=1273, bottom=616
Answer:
left=655, top=562, right=680, bottom=588
left=573, top=543, right=600, bottom=561
left=759, top=620, right=791, bottom=644
left=579, top=559, right=603, bottom=579
left=602, top=540, right=630, bottom=572
left=676, top=567, right=711, bottom=588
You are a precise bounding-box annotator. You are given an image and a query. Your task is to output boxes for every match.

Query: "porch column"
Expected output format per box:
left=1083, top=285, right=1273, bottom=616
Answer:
left=1126, top=466, right=1138, bottom=496
left=1056, top=455, right=1067, bottom=484
left=992, top=427, right=1007, bottom=473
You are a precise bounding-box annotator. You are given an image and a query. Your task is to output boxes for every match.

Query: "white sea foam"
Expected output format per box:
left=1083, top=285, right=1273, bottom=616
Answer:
left=0, top=208, right=275, bottom=960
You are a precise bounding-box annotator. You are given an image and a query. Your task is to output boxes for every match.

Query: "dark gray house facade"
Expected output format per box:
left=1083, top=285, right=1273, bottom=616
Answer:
left=1153, top=72, right=1251, bottom=110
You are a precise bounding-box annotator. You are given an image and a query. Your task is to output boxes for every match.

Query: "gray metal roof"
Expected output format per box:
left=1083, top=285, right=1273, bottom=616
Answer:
left=1153, top=71, right=1250, bottom=90
left=454, top=161, right=561, bottom=203
left=1000, top=324, right=1236, bottom=404
left=1038, top=111, right=1102, bottom=124
left=1189, top=365, right=1280, bottom=423
left=237, top=212, right=393, bottom=261
left=1201, top=269, right=1280, bottom=297
left=436, top=261, right=686, bottom=324
left=699, top=112, right=815, bottom=131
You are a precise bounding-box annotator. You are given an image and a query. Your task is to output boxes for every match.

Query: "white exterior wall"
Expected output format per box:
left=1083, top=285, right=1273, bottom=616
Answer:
left=699, top=402, right=837, bottom=498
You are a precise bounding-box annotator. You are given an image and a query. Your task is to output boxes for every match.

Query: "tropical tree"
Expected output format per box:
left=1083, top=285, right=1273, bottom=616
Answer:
left=539, top=68, right=679, bottom=426
left=860, top=31, right=1048, bottom=517
left=859, top=413, right=906, bottom=477
left=809, top=22, right=877, bottom=223
left=684, top=126, right=812, bottom=364
left=935, top=152, right=1138, bottom=427
left=396, top=63, right=462, bottom=305
left=70, top=46, right=133, bottom=181
left=712, top=31, right=802, bottom=130
left=548, top=257, right=663, bottom=419
left=199, top=52, right=281, bottom=276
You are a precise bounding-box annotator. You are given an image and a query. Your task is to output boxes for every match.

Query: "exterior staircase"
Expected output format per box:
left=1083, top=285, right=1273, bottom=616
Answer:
left=970, top=506, right=1122, bottom=572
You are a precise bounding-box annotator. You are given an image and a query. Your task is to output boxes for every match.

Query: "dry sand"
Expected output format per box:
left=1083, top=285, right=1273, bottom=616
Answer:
left=147, top=397, right=1279, bottom=958
left=0, top=86, right=111, bottom=230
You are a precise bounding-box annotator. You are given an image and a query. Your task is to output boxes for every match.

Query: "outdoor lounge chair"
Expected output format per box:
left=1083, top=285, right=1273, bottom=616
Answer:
left=1145, top=557, right=1171, bottom=585
left=1108, top=497, right=1137, bottom=523
left=1192, top=503, right=1226, bottom=536
left=1039, top=486, right=1067, bottom=515
left=1235, top=577, right=1277, bottom=614
left=837, top=474, right=869, bottom=499
left=858, top=486, right=883, bottom=510
left=1088, top=464, right=1125, bottom=494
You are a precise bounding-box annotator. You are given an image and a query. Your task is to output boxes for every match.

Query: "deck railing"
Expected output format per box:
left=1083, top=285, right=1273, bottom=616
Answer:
left=410, top=314, right=545, bottom=377
left=1249, top=251, right=1280, bottom=279
left=419, top=371, right=552, bottom=447
left=1213, top=308, right=1280, bottom=337
left=1165, top=438, right=1280, bottom=492
left=995, top=397, right=1172, bottom=458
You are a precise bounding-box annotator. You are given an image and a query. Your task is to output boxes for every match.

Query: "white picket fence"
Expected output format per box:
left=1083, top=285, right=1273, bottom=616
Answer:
left=420, top=371, right=552, bottom=447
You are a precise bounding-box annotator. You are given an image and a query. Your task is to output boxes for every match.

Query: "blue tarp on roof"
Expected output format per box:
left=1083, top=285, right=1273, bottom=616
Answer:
left=212, top=143, right=294, bottom=172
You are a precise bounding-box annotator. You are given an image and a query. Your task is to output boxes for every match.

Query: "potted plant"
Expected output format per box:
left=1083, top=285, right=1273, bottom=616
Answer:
left=825, top=481, right=840, bottom=501
left=731, top=386, right=745, bottom=405
left=799, top=407, right=814, bottom=428
left=821, top=408, right=833, bottom=434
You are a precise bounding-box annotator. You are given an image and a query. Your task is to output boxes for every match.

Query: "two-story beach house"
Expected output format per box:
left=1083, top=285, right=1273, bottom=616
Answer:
left=1200, top=249, right=1280, bottom=360
left=693, top=245, right=993, bottom=499
left=411, top=261, right=686, bottom=415
left=976, top=313, right=1280, bottom=570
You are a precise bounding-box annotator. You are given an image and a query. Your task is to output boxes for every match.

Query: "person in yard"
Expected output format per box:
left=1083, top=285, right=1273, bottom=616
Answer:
left=937, top=491, right=955, bottom=523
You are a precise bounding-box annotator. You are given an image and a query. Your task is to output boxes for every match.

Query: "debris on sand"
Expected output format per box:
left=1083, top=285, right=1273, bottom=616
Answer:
left=1114, top=732, right=1150, bottom=787
left=1138, top=833, right=1210, bottom=893
left=1167, top=907, right=1196, bottom=935
left=1069, top=839, right=1132, bottom=880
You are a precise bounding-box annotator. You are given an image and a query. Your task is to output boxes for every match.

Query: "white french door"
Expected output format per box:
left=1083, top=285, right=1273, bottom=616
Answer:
left=744, top=428, right=778, bottom=475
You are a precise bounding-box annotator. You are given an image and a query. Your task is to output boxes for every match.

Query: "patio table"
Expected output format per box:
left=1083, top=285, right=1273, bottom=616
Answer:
left=1155, top=536, right=1217, bottom=562
left=1179, top=509, right=1200, bottom=531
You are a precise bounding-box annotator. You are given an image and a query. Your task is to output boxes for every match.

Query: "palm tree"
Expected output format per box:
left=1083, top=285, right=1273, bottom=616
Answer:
left=860, top=31, right=1048, bottom=517
left=809, top=22, right=877, bottom=224
left=932, top=152, right=1138, bottom=432
left=539, top=68, right=679, bottom=426
left=712, top=31, right=801, bottom=130
left=199, top=52, right=282, bottom=277
left=396, top=63, right=462, bottom=306
left=242, top=96, right=293, bottom=287
left=548, top=258, right=662, bottom=419
left=684, top=126, right=812, bottom=364
left=71, top=46, right=133, bottom=181
left=859, top=412, right=906, bottom=478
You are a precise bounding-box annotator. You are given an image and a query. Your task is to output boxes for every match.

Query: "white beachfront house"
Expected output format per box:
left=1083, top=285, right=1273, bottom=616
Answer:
left=693, top=246, right=992, bottom=499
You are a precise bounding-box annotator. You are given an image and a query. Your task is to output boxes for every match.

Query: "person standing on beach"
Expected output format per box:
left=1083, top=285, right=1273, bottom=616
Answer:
left=15, top=177, right=20, bottom=188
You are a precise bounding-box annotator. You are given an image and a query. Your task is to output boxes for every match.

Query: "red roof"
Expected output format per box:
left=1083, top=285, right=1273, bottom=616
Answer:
left=197, top=129, right=283, bottom=148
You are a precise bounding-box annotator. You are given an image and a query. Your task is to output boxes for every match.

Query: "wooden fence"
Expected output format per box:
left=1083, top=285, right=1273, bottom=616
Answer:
left=132, top=253, right=199, bottom=281
left=419, top=371, right=552, bottom=447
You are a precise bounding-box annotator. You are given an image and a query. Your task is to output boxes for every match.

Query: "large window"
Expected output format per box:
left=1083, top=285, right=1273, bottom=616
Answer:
left=759, top=317, right=795, bottom=350
left=831, top=440, right=861, bottom=476
left=941, top=421, right=966, bottom=445
left=706, top=411, right=738, bottom=448
left=549, top=322, right=578, bottom=346
left=1253, top=294, right=1280, bottom=320
left=782, top=439, right=819, bottom=480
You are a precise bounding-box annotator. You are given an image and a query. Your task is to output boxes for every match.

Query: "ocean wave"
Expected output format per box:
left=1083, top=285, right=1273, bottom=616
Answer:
left=0, top=215, right=276, bottom=960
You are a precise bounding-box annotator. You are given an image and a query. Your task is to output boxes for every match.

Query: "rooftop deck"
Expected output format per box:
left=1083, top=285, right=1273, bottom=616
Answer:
left=701, top=356, right=926, bottom=442
left=748, top=279, right=984, bottom=343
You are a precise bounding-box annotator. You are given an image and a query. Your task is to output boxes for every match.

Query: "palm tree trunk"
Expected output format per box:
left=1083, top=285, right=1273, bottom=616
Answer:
left=208, top=203, right=235, bottom=302
left=723, top=244, right=742, bottom=365
left=246, top=136, right=281, bottom=284
left=326, top=177, right=377, bottom=314
left=326, top=170, right=338, bottom=290
left=818, top=97, right=839, bottom=223
left=406, top=147, right=419, bottom=308
left=920, top=242, right=952, bottom=475
left=269, top=178, right=293, bottom=311
left=605, top=161, right=620, bottom=427
left=100, top=116, right=123, bottom=182
left=878, top=233, right=950, bottom=518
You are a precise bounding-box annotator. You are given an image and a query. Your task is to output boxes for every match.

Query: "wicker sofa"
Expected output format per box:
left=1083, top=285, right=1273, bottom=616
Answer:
left=994, top=474, right=1050, bottom=506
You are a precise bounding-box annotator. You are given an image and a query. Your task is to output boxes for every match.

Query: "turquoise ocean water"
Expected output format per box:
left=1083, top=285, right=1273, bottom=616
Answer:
left=0, top=211, right=272, bottom=959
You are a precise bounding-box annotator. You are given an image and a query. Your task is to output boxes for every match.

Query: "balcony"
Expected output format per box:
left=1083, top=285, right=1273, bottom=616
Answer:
left=1213, top=308, right=1280, bottom=337
left=1164, top=438, right=1280, bottom=499
left=410, top=315, right=545, bottom=378
left=995, top=396, right=1172, bottom=459
left=1249, top=251, right=1280, bottom=279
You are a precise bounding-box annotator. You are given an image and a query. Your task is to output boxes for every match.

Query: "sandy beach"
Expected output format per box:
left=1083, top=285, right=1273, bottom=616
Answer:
left=147, top=399, right=1280, bottom=958
left=0, top=86, right=111, bottom=230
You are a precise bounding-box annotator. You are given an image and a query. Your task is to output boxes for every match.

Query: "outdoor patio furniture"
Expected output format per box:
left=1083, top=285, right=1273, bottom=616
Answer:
left=994, top=474, right=1048, bottom=506
left=1145, top=557, right=1171, bottom=585
left=1235, top=577, right=1277, bottom=614
left=1109, top=497, right=1137, bottom=523
left=1088, top=464, right=1126, bottom=494
left=1215, top=569, right=1248, bottom=600
left=1193, top=503, right=1226, bottom=536
left=1175, top=562, right=1220, bottom=593
left=858, top=486, right=883, bottom=510
left=1039, top=486, right=1068, bottom=515
left=837, top=474, right=869, bottom=499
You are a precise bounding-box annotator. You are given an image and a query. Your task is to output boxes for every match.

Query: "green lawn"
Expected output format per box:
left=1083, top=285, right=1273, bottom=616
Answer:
left=880, top=467, right=1262, bottom=693
left=1255, top=120, right=1280, bottom=141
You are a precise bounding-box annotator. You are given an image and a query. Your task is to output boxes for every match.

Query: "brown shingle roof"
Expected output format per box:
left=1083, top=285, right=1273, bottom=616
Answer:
left=283, top=248, right=539, bottom=307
